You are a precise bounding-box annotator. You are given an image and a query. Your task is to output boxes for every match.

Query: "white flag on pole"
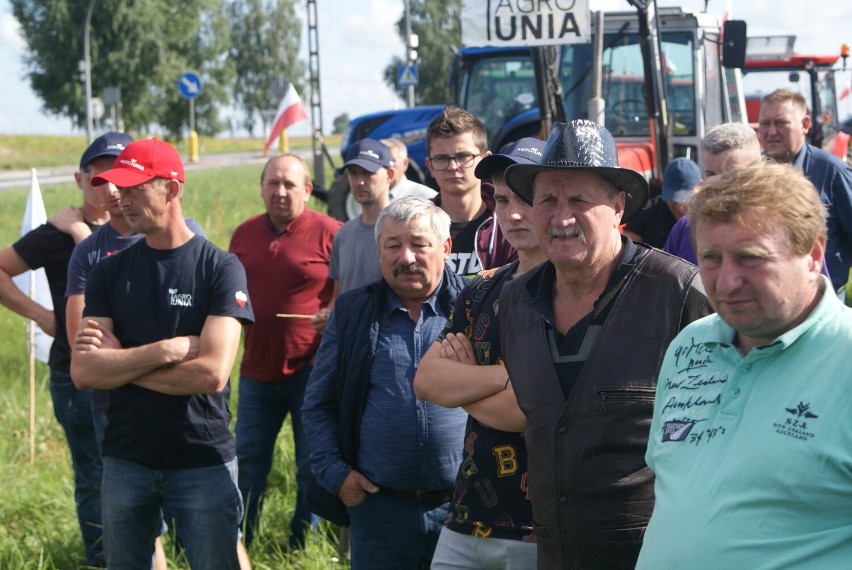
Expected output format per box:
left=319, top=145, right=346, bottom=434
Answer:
left=12, top=169, right=53, bottom=363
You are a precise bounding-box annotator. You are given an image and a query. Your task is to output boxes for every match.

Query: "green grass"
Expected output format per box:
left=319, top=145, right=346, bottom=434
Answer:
left=0, top=164, right=344, bottom=569
left=0, top=134, right=342, bottom=171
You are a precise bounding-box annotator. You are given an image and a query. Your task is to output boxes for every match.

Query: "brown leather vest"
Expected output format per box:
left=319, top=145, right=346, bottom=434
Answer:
left=499, top=249, right=702, bottom=570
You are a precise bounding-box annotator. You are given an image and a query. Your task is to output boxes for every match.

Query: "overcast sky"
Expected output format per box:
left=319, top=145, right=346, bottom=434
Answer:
left=1, top=0, right=851, bottom=136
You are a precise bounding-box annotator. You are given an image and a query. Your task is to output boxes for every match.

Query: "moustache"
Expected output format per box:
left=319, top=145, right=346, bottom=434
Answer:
left=548, top=224, right=585, bottom=241
left=393, top=263, right=425, bottom=277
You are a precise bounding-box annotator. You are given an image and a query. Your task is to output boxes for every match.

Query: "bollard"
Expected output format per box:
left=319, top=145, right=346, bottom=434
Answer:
left=189, top=131, right=200, bottom=163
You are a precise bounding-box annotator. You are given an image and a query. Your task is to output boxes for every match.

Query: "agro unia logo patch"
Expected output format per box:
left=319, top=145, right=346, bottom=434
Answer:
left=168, top=287, right=193, bottom=307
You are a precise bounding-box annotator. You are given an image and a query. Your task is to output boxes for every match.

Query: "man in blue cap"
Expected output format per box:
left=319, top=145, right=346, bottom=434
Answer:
left=0, top=131, right=131, bottom=567
left=312, top=138, right=396, bottom=334
left=498, top=121, right=711, bottom=569
left=415, top=137, right=546, bottom=570
left=624, top=157, right=701, bottom=248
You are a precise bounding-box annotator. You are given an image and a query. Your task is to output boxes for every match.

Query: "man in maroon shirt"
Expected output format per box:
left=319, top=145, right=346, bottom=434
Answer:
left=229, top=153, right=341, bottom=549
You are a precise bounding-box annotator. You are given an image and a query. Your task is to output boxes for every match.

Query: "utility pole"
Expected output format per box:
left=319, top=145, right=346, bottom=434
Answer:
left=306, top=0, right=326, bottom=187
left=404, top=0, right=414, bottom=107
left=83, top=0, right=96, bottom=144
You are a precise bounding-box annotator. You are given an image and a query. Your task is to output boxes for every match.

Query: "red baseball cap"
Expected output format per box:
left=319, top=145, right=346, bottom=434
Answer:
left=92, top=138, right=185, bottom=187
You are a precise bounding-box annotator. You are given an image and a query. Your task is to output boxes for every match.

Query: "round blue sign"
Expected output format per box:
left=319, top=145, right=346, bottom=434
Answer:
left=178, top=72, right=203, bottom=100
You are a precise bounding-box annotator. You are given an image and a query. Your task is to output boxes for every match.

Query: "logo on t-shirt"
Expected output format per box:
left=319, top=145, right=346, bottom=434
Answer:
left=662, top=420, right=696, bottom=442
left=235, top=291, right=248, bottom=308
left=168, top=288, right=193, bottom=307
left=773, top=401, right=818, bottom=442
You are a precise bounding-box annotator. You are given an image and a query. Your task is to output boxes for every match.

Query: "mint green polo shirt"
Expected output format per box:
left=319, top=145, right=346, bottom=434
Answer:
left=639, top=280, right=852, bottom=569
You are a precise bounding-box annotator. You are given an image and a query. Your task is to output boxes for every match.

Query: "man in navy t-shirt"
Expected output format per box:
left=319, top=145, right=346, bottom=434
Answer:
left=70, top=138, right=254, bottom=569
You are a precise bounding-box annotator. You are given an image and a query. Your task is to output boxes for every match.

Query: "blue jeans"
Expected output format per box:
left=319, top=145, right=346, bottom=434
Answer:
left=235, top=370, right=319, bottom=548
left=49, top=368, right=103, bottom=567
left=348, top=492, right=448, bottom=570
left=101, top=456, right=243, bottom=569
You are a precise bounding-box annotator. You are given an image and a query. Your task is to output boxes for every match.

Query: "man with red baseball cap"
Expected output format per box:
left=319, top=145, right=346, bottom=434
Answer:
left=71, top=138, right=255, bottom=569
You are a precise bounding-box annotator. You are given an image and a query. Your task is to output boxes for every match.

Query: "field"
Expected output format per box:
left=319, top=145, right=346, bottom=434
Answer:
left=0, top=147, right=347, bottom=568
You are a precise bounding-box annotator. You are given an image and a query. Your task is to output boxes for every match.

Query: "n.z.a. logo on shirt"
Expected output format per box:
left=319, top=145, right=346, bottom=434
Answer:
left=773, top=401, right=818, bottom=442
left=662, top=420, right=696, bottom=442
left=168, top=288, right=193, bottom=307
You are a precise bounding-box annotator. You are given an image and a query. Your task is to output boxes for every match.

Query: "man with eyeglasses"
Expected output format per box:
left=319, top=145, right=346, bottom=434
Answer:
left=425, top=106, right=517, bottom=278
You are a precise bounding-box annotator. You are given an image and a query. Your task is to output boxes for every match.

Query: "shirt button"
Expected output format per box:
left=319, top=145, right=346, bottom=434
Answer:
left=559, top=496, right=569, bottom=505
left=742, top=364, right=752, bottom=373
left=731, top=388, right=741, bottom=398
left=559, top=425, right=568, bottom=434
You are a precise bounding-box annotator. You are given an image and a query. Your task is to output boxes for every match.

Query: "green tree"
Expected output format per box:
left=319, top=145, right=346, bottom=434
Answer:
left=383, top=0, right=462, bottom=105
left=228, top=0, right=304, bottom=137
left=11, top=0, right=233, bottom=138
left=332, top=113, right=349, bottom=135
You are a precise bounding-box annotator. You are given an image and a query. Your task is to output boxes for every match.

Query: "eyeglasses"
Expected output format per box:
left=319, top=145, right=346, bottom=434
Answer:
left=427, top=153, right=482, bottom=171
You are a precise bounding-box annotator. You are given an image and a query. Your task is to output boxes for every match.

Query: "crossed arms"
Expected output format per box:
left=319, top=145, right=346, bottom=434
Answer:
left=70, top=314, right=241, bottom=396
left=413, top=332, right=525, bottom=433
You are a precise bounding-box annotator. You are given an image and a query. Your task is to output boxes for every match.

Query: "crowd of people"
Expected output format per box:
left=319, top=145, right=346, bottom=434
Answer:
left=1, top=89, right=852, bottom=569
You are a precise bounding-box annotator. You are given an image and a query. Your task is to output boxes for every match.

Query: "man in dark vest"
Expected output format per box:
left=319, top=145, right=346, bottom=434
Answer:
left=498, top=120, right=712, bottom=569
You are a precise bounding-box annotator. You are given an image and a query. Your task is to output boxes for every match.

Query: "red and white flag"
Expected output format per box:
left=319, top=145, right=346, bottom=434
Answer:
left=264, top=83, right=309, bottom=155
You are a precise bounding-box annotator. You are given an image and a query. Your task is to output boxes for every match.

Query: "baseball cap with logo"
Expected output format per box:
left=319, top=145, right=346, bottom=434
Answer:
left=343, top=138, right=394, bottom=173
left=79, top=131, right=134, bottom=172
left=474, top=137, right=545, bottom=181
left=91, top=138, right=186, bottom=187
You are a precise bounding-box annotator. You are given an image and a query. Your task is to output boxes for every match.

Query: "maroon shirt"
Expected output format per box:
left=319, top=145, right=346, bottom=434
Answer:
left=229, top=209, right=341, bottom=380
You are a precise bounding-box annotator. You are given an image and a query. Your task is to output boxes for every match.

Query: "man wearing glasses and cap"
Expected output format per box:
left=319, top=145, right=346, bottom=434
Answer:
left=497, top=121, right=711, bottom=569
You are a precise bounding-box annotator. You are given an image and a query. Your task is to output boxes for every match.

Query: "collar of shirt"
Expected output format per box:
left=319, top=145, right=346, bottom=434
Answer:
left=264, top=209, right=310, bottom=236
left=384, top=276, right=444, bottom=320
left=529, top=235, right=645, bottom=327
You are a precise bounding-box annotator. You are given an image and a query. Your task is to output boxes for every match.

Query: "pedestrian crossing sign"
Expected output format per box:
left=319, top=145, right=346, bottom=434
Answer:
left=397, top=65, right=419, bottom=88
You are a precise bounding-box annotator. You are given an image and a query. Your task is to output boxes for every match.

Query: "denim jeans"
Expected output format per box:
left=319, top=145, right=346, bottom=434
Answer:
left=348, top=492, right=448, bottom=570
left=49, top=368, right=103, bottom=567
left=101, top=456, right=243, bottom=569
left=235, top=370, right=319, bottom=548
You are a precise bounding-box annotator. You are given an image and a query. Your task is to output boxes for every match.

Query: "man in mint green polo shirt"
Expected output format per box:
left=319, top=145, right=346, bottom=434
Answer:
left=639, top=161, right=852, bottom=569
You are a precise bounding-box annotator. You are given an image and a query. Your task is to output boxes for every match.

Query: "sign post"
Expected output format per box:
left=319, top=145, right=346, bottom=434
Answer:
left=178, top=72, right=203, bottom=163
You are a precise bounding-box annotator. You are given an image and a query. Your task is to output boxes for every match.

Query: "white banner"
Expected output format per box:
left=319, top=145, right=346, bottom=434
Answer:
left=12, top=169, right=53, bottom=364
left=462, top=0, right=591, bottom=47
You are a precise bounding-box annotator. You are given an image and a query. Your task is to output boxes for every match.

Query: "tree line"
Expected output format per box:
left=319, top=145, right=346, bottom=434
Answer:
left=11, top=0, right=461, bottom=139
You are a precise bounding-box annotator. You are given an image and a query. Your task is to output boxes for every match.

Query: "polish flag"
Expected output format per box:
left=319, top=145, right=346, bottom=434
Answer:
left=264, top=83, right=309, bottom=155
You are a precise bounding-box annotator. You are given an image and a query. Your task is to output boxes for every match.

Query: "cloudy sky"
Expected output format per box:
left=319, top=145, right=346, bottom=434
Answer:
left=1, top=0, right=851, bottom=136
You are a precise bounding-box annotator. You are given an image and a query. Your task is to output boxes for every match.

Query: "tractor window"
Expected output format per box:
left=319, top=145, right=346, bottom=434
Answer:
left=464, top=56, right=538, bottom=142
left=560, top=31, right=696, bottom=137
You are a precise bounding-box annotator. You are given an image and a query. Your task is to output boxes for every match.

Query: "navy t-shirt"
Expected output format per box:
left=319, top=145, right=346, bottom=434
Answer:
left=84, top=235, right=254, bottom=469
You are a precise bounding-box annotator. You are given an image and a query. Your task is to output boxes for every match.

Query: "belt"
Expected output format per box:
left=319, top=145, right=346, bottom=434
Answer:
left=379, top=486, right=454, bottom=507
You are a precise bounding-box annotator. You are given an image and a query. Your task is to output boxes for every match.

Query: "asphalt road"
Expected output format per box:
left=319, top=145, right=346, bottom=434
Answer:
left=0, top=149, right=313, bottom=191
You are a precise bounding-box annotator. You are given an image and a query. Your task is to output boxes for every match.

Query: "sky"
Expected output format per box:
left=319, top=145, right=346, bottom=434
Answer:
left=1, top=0, right=851, bottom=137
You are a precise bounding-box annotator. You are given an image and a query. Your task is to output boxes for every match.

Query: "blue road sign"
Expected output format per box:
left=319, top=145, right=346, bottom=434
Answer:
left=397, top=65, right=418, bottom=88
left=178, top=72, right=203, bottom=100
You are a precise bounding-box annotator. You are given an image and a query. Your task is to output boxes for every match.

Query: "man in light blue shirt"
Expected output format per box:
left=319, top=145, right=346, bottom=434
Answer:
left=302, top=197, right=467, bottom=569
left=639, top=162, right=852, bottom=569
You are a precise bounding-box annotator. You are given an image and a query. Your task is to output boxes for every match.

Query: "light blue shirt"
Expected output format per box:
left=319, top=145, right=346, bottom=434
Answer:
left=639, top=277, right=852, bottom=569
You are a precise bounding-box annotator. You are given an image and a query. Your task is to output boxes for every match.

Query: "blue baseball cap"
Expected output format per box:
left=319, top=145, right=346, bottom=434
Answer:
left=474, top=137, right=545, bottom=180
left=344, top=138, right=394, bottom=173
left=79, top=131, right=134, bottom=171
left=661, top=157, right=701, bottom=204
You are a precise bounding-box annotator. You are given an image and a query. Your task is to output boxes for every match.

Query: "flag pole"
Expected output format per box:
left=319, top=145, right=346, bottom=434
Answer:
left=28, top=272, right=36, bottom=464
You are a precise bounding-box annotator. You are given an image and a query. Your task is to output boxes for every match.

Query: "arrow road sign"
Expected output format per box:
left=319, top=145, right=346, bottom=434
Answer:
left=178, top=72, right=203, bottom=100
left=397, top=65, right=418, bottom=88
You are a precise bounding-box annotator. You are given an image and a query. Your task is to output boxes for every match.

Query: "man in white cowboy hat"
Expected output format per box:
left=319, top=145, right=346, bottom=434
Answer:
left=496, top=120, right=712, bottom=569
